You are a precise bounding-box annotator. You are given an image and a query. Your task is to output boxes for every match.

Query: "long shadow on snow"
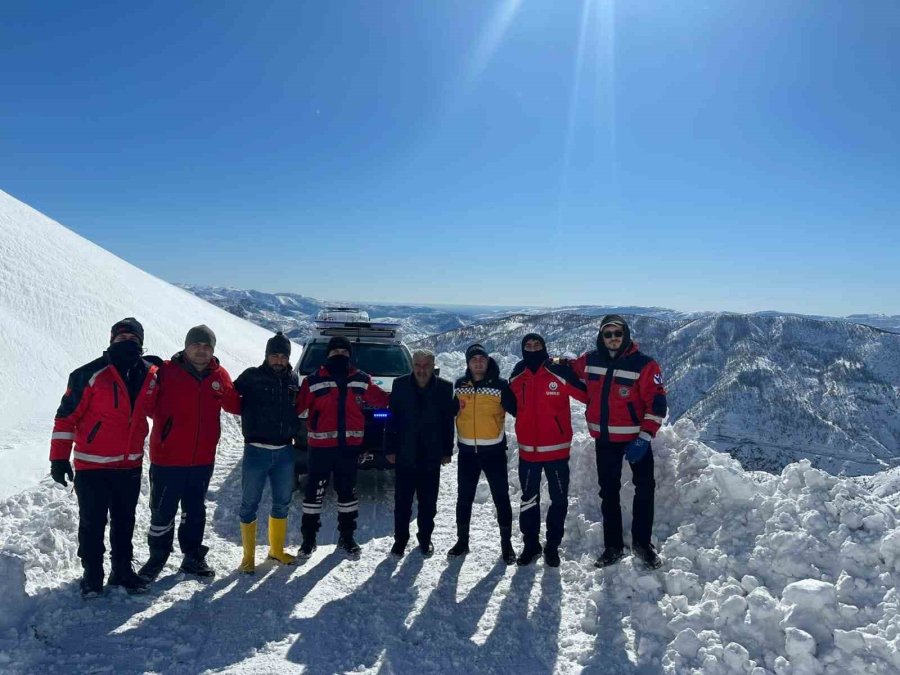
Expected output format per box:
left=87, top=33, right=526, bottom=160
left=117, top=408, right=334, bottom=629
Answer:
left=378, top=559, right=508, bottom=674
left=580, top=574, right=664, bottom=675
left=479, top=566, right=563, bottom=674
left=133, top=553, right=345, bottom=673
left=211, top=459, right=400, bottom=548
left=284, top=554, right=426, bottom=674
left=9, top=563, right=336, bottom=675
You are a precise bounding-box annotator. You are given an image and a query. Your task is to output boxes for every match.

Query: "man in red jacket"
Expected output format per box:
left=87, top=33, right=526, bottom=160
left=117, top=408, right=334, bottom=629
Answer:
left=50, top=318, right=159, bottom=598
left=138, top=325, right=240, bottom=581
left=507, top=333, right=587, bottom=568
left=295, top=336, right=390, bottom=559
left=572, top=315, right=668, bottom=569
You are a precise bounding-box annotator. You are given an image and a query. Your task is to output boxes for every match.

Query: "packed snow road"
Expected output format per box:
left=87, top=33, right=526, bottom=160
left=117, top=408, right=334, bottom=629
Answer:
left=3, top=408, right=900, bottom=673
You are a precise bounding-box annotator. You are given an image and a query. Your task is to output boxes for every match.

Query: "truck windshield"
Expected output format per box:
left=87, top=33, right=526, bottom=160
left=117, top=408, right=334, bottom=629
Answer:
left=298, top=343, right=411, bottom=377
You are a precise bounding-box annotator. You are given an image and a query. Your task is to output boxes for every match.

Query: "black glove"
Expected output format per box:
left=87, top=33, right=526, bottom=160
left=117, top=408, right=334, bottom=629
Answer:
left=51, top=459, right=74, bottom=487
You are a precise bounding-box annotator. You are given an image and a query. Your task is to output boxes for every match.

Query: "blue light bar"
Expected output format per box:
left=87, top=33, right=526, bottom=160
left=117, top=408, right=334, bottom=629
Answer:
left=372, top=411, right=391, bottom=419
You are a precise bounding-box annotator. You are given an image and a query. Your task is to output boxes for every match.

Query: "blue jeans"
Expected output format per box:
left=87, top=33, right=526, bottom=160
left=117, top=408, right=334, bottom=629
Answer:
left=239, top=445, right=295, bottom=524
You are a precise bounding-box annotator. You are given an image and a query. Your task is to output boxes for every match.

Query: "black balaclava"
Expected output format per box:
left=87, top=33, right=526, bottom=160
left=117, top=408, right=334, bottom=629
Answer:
left=596, top=314, right=632, bottom=358
left=325, top=336, right=352, bottom=378
left=521, top=332, right=549, bottom=373
left=107, top=339, right=142, bottom=370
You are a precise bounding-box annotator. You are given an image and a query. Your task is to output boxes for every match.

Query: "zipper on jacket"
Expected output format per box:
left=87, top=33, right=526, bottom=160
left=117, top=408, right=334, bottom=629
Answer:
left=337, top=377, right=347, bottom=450
left=87, top=421, right=102, bottom=444
left=599, top=366, right=614, bottom=443
left=192, top=377, right=202, bottom=465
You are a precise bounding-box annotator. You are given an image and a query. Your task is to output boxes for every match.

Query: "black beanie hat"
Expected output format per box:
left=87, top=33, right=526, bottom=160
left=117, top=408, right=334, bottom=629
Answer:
left=520, top=332, right=546, bottom=355
left=465, top=343, right=488, bottom=362
left=185, top=324, right=216, bottom=350
left=266, top=331, right=292, bottom=357
left=110, top=317, right=144, bottom=346
left=326, top=336, right=352, bottom=355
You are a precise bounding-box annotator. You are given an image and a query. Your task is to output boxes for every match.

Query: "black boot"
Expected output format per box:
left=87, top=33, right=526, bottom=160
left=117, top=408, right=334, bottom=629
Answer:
left=390, top=537, right=407, bottom=558
left=500, top=527, right=516, bottom=565
left=337, top=533, right=361, bottom=558
left=516, top=541, right=543, bottom=567
left=447, top=538, right=469, bottom=558
left=80, top=563, right=104, bottom=599
left=299, top=533, right=318, bottom=559
left=137, top=550, right=170, bottom=582
left=108, top=563, right=150, bottom=595
left=447, top=525, right=470, bottom=558
left=633, top=543, right=662, bottom=570
left=594, top=546, right=626, bottom=568
left=543, top=544, right=561, bottom=568
left=180, top=545, right=215, bottom=578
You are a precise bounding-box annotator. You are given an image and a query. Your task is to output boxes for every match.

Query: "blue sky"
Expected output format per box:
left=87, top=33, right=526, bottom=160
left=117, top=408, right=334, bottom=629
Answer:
left=2, top=1, right=898, bottom=315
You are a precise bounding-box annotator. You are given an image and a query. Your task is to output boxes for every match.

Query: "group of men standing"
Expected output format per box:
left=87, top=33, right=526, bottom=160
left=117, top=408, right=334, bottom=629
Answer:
left=386, top=315, right=667, bottom=570
left=50, top=313, right=666, bottom=599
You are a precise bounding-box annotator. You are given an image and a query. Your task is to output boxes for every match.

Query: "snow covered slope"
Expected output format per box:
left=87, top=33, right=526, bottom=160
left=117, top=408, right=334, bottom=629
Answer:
left=0, top=190, right=274, bottom=498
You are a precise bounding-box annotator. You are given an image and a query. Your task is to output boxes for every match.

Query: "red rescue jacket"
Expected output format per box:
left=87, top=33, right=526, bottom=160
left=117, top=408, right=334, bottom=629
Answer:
left=295, top=365, right=390, bottom=450
left=51, top=355, right=159, bottom=471
left=507, top=360, right=588, bottom=462
left=148, top=354, right=240, bottom=467
left=572, top=343, right=667, bottom=444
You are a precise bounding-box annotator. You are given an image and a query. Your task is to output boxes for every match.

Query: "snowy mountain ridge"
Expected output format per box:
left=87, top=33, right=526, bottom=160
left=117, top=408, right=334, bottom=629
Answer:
left=420, top=311, right=900, bottom=476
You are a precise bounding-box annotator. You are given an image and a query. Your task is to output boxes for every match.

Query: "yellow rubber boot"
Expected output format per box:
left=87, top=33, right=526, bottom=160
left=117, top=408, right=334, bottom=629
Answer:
left=267, top=516, right=297, bottom=565
left=238, top=520, right=257, bottom=574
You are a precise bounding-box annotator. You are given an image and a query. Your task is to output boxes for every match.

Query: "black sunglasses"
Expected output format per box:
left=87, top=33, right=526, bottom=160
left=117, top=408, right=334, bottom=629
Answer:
left=602, top=330, right=624, bottom=339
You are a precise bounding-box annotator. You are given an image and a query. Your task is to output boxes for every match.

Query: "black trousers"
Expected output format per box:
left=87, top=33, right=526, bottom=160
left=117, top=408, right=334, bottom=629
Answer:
left=596, top=440, right=655, bottom=549
left=518, top=458, right=570, bottom=547
left=456, top=450, right=513, bottom=535
left=146, top=463, right=215, bottom=558
left=393, top=465, right=440, bottom=545
left=302, top=448, right=358, bottom=537
left=74, top=467, right=142, bottom=572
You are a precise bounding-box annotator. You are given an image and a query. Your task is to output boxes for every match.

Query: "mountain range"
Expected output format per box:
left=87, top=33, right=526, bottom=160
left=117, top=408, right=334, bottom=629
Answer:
left=181, top=286, right=900, bottom=476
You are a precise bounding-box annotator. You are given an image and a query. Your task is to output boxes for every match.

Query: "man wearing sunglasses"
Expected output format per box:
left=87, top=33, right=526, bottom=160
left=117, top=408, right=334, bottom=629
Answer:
left=572, top=315, right=668, bottom=569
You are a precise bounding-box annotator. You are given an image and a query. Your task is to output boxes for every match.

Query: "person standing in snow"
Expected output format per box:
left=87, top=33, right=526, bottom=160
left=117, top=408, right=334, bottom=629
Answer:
left=137, top=325, right=240, bottom=581
left=295, top=336, right=390, bottom=559
left=50, top=318, right=159, bottom=597
left=385, top=349, right=456, bottom=558
left=507, top=333, right=588, bottom=567
left=233, top=331, right=301, bottom=573
left=448, top=343, right=517, bottom=564
left=571, top=315, right=668, bottom=569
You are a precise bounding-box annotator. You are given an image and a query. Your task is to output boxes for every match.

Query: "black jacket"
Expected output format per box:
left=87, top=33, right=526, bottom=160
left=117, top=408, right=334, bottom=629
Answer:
left=234, top=362, right=300, bottom=447
left=387, top=374, right=456, bottom=470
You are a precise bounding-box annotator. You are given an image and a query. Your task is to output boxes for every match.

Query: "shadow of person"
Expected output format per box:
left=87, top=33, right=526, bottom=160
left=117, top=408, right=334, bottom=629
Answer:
left=477, top=565, right=564, bottom=674
left=580, top=573, right=664, bottom=675
left=379, top=559, right=508, bottom=673
left=285, top=553, right=425, bottom=673
left=32, top=552, right=347, bottom=674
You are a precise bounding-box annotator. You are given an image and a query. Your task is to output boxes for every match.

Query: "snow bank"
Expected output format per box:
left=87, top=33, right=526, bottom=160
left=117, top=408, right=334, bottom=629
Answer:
left=435, top=354, right=900, bottom=673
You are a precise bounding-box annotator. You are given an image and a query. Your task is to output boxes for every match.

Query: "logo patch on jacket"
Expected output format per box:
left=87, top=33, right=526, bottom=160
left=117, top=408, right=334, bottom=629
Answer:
left=653, top=373, right=663, bottom=386
left=212, top=381, right=222, bottom=391
left=548, top=381, right=558, bottom=391
left=619, top=386, right=631, bottom=398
